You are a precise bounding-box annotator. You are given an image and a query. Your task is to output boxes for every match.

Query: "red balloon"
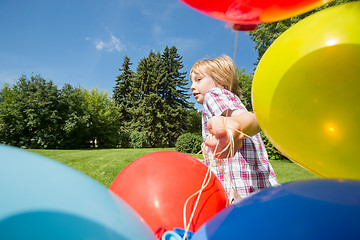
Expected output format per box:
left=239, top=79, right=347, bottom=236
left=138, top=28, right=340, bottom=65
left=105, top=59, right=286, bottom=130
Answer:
left=109, top=151, right=228, bottom=235
left=181, top=0, right=332, bottom=27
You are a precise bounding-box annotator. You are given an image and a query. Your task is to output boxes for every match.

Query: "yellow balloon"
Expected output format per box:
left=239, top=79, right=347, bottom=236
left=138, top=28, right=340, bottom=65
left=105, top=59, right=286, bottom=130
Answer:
left=252, top=2, right=360, bottom=179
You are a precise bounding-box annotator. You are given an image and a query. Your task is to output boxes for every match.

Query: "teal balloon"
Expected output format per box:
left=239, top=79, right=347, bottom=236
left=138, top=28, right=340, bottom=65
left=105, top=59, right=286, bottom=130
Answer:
left=0, top=145, right=156, bottom=240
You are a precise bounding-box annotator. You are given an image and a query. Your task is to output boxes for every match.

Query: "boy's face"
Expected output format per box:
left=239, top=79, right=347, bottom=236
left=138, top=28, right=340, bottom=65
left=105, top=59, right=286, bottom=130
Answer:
left=190, top=67, right=218, bottom=104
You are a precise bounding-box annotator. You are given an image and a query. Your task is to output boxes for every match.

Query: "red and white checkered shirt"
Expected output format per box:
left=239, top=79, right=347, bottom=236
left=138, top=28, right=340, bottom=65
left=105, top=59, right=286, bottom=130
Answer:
left=202, top=88, right=278, bottom=202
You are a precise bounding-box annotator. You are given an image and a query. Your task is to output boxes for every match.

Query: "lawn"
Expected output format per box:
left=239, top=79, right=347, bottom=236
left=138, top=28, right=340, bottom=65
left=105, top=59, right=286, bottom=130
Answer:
left=28, top=148, right=317, bottom=187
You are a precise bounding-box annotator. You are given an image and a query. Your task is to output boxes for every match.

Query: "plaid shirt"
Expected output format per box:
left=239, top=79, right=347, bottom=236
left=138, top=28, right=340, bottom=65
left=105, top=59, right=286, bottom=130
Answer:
left=202, top=88, right=278, bottom=202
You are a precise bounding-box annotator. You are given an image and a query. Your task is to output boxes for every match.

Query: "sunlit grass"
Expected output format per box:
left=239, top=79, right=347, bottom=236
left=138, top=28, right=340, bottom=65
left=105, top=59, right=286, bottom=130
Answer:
left=28, top=148, right=318, bottom=187
left=268, top=159, right=318, bottom=183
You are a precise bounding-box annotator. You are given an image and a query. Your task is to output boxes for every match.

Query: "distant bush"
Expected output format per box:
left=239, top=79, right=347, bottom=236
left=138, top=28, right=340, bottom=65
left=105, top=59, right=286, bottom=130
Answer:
left=260, top=132, right=287, bottom=160
left=175, top=133, right=202, bottom=154
left=129, top=131, right=150, bottom=148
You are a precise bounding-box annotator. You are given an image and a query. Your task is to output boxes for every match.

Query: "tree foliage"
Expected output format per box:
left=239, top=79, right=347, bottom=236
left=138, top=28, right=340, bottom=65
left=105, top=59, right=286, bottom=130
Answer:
left=0, top=75, right=121, bottom=149
left=113, top=55, right=135, bottom=128
left=237, top=67, right=254, bottom=111
left=0, top=75, right=62, bottom=148
left=130, top=51, right=164, bottom=147
left=85, top=89, right=121, bottom=148
left=58, top=84, right=90, bottom=149
left=121, top=46, right=194, bottom=147
left=184, top=108, right=202, bottom=134
left=160, top=46, right=193, bottom=146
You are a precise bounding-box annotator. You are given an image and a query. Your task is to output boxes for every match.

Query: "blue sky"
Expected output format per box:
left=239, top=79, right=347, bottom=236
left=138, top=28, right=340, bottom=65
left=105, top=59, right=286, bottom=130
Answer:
left=0, top=0, right=258, bottom=109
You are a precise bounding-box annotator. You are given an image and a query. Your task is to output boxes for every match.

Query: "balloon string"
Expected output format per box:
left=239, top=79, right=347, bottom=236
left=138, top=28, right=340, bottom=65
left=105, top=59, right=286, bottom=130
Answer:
left=205, top=133, right=243, bottom=203
left=183, top=111, right=257, bottom=238
left=233, top=31, right=238, bottom=65
left=182, top=140, right=226, bottom=239
left=182, top=160, right=212, bottom=240
left=205, top=109, right=251, bottom=203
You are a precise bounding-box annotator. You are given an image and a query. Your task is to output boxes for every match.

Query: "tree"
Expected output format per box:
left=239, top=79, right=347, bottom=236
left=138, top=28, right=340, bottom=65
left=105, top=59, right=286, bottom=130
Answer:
left=185, top=108, right=202, bottom=134
left=237, top=67, right=254, bottom=111
left=58, top=84, right=90, bottom=149
left=161, top=46, right=192, bottom=109
left=0, top=83, right=20, bottom=146
left=126, top=47, right=194, bottom=147
left=139, top=93, right=165, bottom=147
left=0, top=75, right=62, bottom=148
left=85, top=89, right=121, bottom=148
left=248, top=0, right=355, bottom=63
left=160, top=46, right=194, bottom=146
left=113, top=55, right=136, bottom=127
left=134, top=50, right=160, bottom=100
left=131, top=51, right=165, bottom=147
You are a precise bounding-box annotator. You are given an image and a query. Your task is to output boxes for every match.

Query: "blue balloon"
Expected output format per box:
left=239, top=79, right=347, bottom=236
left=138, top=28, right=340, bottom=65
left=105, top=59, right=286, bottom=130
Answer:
left=0, top=145, right=156, bottom=240
left=162, top=228, right=194, bottom=240
left=192, top=179, right=360, bottom=240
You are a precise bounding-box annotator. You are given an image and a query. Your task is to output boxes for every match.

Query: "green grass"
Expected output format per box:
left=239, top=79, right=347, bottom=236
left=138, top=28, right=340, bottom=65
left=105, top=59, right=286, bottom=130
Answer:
left=268, top=158, right=318, bottom=183
left=28, top=148, right=317, bottom=187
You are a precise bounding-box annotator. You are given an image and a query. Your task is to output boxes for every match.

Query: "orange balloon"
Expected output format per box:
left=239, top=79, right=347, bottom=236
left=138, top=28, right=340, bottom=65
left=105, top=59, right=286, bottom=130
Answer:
left=181, top=0, right=333, bottom=26
left=109, top=151, right=228, bottom=235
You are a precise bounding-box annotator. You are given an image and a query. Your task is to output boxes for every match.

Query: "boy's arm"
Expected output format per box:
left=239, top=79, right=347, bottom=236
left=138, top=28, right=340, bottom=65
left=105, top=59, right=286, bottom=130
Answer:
left=205, top=109, right=261, bottom=158
left=224, top=109, right=261, bottom=137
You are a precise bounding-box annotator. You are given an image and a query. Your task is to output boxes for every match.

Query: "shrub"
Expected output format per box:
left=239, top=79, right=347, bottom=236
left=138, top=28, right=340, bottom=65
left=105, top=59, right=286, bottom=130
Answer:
left=175, top=133, right=202, bottom=154
left=260, top=132, right=287, bottom=160
left=129, top=131, right=150, bottom=148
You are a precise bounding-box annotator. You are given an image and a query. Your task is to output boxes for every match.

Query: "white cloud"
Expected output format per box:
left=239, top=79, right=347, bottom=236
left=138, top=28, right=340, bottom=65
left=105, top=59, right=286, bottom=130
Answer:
left=86, top=30, right=125, bottom=53
left=95, top=40, right=105, bottom=50
left=109, top=34, right=123, bottom=52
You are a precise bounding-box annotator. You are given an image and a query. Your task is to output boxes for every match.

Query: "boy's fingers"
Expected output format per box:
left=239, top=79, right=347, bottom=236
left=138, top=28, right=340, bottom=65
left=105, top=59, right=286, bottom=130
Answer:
left=204, top=137, right=217, bottom=148
left=207, top=116, right=227, bottom=137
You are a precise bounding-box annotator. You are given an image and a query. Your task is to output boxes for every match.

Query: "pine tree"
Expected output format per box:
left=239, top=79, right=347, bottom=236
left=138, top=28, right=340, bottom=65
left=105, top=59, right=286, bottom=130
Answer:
left=131, top=51, right=165, bottom=147
left=161, top=46, right=192, bottom=108
left=135, top=51, right=159, bottom=99
left=160, top=46, right=194, bottom=147
left=113, top=55, right=136, bottom=126
left=123, top=47, right=194, bottom=147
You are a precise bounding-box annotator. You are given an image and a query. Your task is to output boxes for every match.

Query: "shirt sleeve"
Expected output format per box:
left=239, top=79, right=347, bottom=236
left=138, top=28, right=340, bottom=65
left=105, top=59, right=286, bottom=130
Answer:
left=203, top=88, right=246, bottom=118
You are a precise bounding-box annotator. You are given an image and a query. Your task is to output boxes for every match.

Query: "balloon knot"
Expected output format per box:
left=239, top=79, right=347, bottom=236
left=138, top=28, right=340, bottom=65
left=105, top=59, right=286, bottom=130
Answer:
left=155, top=227, right=167, bottom=239
left=231, top=23, right=258, bottom=31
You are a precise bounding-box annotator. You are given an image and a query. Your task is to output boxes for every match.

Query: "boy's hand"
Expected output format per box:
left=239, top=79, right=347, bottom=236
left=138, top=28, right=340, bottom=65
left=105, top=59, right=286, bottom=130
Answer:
left=205, top=116, right=244, bottom=158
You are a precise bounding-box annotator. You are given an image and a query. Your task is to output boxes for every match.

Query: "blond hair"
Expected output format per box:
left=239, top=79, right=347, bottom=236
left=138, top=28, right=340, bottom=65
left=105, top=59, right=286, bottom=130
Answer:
left=190, top=55, right=241, bottom=97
